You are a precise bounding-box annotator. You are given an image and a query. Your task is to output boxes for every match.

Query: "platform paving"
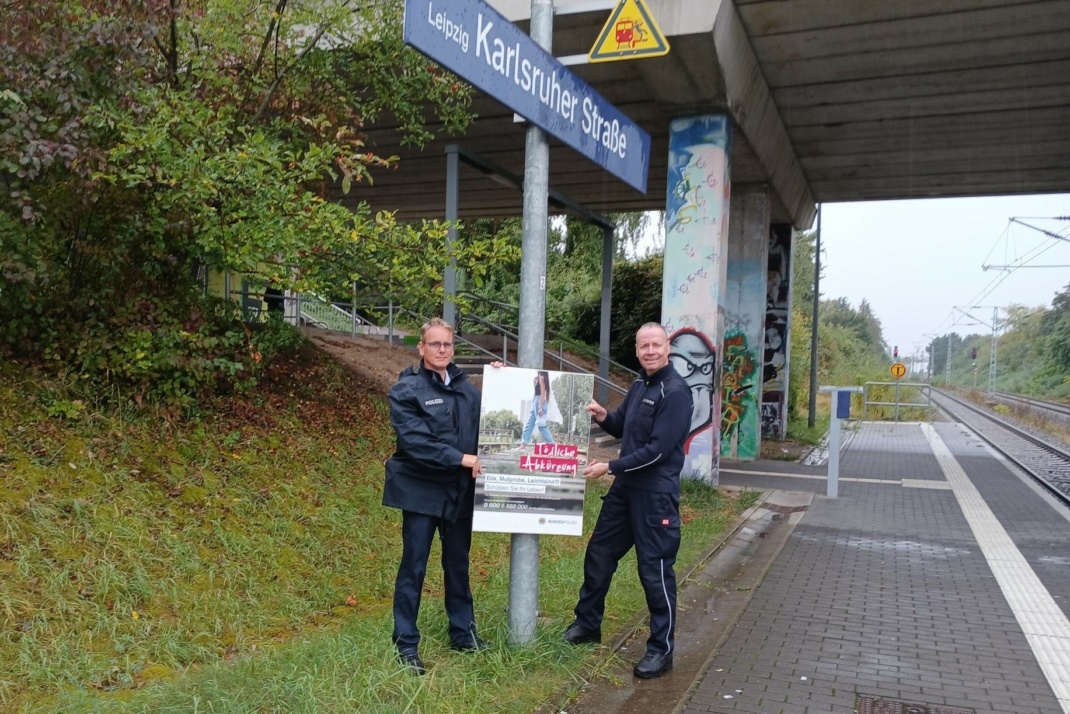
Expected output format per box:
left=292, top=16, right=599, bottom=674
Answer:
left=677, top=421, right=1070, bottom=714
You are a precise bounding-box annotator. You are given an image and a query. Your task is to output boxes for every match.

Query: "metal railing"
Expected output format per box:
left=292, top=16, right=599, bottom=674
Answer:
left=457, top=312, right=628, bottom=399
left=222, top=275, right=382, bottom=339
left=861, top=381, right=935, bottom=421
left=221, top=280, right=629, bottom=401
left=457, top=291, right=639, bottom=381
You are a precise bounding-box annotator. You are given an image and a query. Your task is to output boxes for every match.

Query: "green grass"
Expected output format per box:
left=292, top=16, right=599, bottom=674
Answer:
left=785, top=413, right=829, bottom=445
left=0, top=348, right=750, bottom=713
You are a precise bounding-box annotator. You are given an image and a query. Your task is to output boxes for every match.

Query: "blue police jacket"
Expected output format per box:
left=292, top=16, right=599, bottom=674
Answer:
left=597, top=363, right=693, bottom=493
left=383, top=361, right=480, bottom=522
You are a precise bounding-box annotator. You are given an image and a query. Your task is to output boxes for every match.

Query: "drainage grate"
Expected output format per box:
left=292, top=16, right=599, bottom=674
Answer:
left=856, top=696, right=974, bottom=714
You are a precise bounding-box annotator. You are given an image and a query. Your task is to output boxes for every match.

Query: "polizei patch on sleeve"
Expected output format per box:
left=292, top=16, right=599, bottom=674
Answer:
left=642, top=398, right=656, bottom=405
left=425, top=398, right=444, bottom=406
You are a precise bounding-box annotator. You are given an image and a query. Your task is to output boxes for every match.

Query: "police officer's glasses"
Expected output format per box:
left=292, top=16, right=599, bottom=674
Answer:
left=424, top=341, right=454, bottom=351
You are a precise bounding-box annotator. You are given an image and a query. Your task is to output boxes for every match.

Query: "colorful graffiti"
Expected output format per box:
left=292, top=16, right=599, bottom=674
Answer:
left=761, top=224, right=793, bottom=439
left=662, top=116, right=731, bottom=484
left=669, top=328, right=716, bottom=458
left=721, top=329, right=758, bottom=456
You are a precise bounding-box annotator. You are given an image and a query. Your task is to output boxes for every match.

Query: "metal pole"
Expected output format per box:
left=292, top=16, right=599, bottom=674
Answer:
left=988, top=307, right=998, bottom=394
left=444, top=147, right=460, bottom=326
left=945, top=335, right=951, bottom=387
left=598, top=225, right=613, bottom=405
left=827, top=407, right=840, bottom=498
left=894, top=380, right=900, bottom=423
left=509, top=0, right=552, bottom=647
left=807, top=205, right=821, bottom=427
left=351, top=281, right=358, bottom=339
left=388, top=298, right=394, bottom=343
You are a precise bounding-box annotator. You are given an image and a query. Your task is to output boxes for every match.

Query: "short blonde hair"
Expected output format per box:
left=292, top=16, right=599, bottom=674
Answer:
left=420, top=317, right=454, bottom=341
left=636, top=322, right=668, bottom=340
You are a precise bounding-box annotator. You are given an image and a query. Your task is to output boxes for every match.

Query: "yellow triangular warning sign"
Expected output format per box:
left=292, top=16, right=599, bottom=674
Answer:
left=588, top=0, right=670, bottom=63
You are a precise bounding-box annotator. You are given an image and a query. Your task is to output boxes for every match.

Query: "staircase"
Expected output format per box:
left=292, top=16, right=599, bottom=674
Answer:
left=298, top=297, right=632, bottom=449
left=297, top=293, right=382, bottom=336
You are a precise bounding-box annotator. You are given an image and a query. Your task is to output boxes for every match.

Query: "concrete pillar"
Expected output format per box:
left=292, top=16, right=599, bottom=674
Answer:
left=761, top=224, right=794, bottom=439
left=662, top=115, right=732, bottom=486
left=721, top=186, right=770, bottom=461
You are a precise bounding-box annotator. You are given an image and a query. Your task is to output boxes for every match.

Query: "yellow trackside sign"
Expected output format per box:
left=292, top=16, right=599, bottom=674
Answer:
left=588, top=0, right=670, bottom=63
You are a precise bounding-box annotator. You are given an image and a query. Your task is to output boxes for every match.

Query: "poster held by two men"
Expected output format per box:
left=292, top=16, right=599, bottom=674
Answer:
left=474, top=366, right=595, bottom=536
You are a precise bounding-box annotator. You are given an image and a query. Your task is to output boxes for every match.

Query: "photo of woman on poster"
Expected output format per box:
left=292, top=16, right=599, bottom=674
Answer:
left=512, top=370, right=559, bottom=451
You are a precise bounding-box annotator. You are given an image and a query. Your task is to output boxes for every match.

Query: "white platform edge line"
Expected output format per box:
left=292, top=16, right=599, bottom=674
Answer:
left=921, top=422, right=1070, bottom=712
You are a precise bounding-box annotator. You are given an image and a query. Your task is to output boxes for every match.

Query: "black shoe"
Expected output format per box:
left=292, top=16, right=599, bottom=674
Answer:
left=450, top=634, right=490, bottom=652
left=562, top=623, right=601, bottom=645
left=397, top=650, right=426, bottom=675
left=633, top=651, right=673, bottom=679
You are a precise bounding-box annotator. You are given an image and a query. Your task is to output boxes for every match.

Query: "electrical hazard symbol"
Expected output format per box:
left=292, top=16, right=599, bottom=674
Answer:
left=588, top=0, right=670, bottom=63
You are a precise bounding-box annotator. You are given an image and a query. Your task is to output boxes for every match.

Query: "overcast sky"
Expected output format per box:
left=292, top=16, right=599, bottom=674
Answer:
left=819, top=193, right=1070, bottom=359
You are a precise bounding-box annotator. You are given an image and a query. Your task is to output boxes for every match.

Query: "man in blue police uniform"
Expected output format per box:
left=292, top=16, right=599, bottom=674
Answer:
left=383, top=317, right=489, bottom=675
left=563, top=322, right=693, bottom=680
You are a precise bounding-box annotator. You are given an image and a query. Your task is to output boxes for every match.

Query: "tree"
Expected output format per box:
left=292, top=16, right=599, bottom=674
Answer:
left=1, top=0, right=513, bottom=404
left=571, top=254, right=663, bottom=370
left=551, top=373, right=594, bottom=439
left=482, top=409, right=523, bottom=436
left=1040, top=283, right=1070, bottom=380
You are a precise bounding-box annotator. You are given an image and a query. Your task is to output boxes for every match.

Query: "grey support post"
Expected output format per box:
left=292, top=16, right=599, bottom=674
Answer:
left=444, top=147, right=460, bottom=327
left=598, top=224, right=614, bottom=404
left=509, top=0, right=552, bottom=647
left=820, top=386, right=862, bottom=498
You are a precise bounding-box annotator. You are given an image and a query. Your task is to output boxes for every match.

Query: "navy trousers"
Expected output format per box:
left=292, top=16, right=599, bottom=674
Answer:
left=573, top=485, right=681, bottom=655
left=392, top=510, right=477, bottom=652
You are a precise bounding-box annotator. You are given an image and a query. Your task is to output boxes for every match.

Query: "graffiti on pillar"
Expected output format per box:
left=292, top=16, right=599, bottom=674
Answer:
left=762, top=224, right=793, bottom=439
left=669, top=328, right=716, bottom=469
left=662, top=116, right=731, bottom=484
left=721, top=328, right=758, bottom=459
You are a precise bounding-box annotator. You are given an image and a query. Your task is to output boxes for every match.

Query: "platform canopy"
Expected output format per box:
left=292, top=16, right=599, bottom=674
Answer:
left=347, top=0, right=1069, bottom=230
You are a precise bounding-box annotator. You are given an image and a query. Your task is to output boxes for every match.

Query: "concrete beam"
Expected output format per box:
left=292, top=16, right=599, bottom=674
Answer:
left=713, top=1, right=816, bottom=229
left=813, top=167, right=1070, bottom=201
left=747, top=1, right=1068, bottom=59
left=758, top=30, right=1070, bottom=88
left=736, top=0, right=1040, bottom=35
left=774, top=60, right=1070, bottom=109
left=779, top=82, right=1070, bottom=127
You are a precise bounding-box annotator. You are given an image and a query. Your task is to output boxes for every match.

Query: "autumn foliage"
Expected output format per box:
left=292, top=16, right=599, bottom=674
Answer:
left=0, top=0, right=503, bottom=406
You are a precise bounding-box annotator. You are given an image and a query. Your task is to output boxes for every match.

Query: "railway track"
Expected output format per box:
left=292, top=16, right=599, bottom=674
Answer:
left=992, top=391, right=1070, bottom=419
left=932, top=388, right=1070, bottom=508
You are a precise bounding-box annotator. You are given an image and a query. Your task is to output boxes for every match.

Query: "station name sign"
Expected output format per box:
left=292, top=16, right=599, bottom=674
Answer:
left=404, top=0, right=651, bottom=194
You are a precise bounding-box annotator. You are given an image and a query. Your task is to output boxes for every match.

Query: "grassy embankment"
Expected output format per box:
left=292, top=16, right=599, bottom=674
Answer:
left=0, top=343, right=758, bottom=713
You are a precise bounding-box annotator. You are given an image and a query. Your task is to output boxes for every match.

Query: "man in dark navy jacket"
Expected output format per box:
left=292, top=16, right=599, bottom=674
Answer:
left=563, top=322, right=693, bottom=680
left=383, top=317, right=488, bottom=674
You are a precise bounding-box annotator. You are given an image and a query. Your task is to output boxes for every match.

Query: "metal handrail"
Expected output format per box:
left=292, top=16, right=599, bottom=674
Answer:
left=862, top=381, right=935, bottom=421
left=294, top=295, right=630, bottom=400
left=457, top=291, right=639, bottom=380
left=390, top=305, right=509, bottom=365
left=457, top=312, right=628, bottom=398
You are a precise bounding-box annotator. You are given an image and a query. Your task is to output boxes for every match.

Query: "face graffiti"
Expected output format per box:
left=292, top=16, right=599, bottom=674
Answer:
left=669, top=330, right=715, bottom=436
